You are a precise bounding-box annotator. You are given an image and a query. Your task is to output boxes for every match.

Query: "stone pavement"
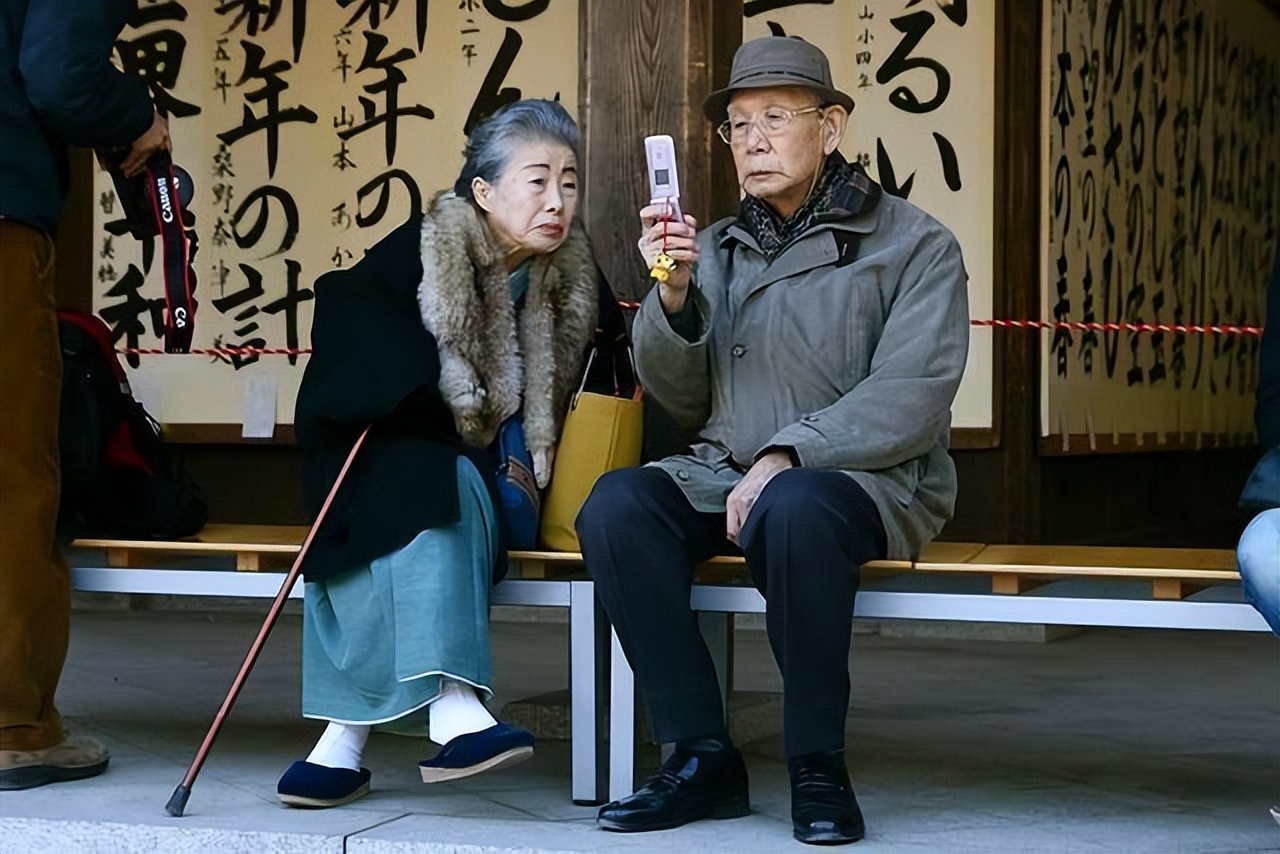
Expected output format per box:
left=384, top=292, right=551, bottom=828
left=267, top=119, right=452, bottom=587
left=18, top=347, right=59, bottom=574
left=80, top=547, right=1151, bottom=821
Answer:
left=1, top=605, right=1277, bottom=853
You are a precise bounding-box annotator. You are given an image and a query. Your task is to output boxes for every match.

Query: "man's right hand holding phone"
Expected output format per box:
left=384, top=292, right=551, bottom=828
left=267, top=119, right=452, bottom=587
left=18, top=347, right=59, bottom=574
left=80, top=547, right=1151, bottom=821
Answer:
left=638, top=202, right=698, bottom=314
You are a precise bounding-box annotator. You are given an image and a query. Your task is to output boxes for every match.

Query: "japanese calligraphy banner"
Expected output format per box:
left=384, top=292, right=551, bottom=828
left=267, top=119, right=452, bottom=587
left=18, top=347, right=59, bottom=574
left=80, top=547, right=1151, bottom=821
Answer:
left=93, top=0, right=578, bottom=430
left=744, top=0, right=997, bottom=431
left=1040, top=0, right=1279, bottom=449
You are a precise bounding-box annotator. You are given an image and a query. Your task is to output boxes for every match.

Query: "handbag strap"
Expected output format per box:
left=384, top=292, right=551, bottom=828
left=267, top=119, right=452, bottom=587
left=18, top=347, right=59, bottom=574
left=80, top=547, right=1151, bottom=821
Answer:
left=574, top=343, right=642, bottom=404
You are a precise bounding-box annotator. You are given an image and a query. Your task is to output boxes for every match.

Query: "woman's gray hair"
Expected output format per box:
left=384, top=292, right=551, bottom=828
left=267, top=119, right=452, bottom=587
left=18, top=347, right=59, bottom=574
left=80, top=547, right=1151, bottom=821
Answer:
left=454, top=99, right=580, bottom=201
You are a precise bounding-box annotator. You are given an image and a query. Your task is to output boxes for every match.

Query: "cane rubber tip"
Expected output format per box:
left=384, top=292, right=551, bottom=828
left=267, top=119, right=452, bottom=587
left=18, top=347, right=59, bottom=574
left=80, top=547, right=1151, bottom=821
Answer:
left=165, top=784, right=190, bottom=817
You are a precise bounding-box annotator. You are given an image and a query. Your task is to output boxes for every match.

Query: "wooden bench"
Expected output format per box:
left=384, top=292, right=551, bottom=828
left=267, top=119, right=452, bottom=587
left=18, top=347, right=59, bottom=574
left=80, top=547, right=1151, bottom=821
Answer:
left=67, top=528, right=1265, bottom=804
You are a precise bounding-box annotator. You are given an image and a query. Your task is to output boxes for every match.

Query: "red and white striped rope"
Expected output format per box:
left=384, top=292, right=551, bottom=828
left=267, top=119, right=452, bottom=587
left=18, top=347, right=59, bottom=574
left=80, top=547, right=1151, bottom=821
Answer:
left=116, top=317, right=1264, bottom=357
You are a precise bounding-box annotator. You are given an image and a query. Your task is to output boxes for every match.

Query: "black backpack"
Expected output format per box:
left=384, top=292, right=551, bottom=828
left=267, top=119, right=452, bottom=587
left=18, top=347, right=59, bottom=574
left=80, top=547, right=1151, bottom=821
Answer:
left=57, top=310, right=207, bottom=542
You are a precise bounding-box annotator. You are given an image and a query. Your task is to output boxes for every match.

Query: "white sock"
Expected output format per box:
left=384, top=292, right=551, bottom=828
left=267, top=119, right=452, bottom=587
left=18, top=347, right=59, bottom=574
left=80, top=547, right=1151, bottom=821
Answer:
left=306, top=721, right=369, bottom=770
left=428, top=679, right=497, bottom=746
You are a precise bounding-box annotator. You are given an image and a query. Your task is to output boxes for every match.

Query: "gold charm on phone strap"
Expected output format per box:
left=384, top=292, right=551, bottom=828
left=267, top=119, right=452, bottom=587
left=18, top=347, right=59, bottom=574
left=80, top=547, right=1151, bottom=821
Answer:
left=651, top=252, right=677, bottom=284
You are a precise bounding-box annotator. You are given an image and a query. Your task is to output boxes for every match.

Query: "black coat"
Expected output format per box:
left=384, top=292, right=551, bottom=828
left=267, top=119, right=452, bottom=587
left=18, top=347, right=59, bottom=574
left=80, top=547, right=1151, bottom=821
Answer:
left=295, top=215, right=632, bottom=583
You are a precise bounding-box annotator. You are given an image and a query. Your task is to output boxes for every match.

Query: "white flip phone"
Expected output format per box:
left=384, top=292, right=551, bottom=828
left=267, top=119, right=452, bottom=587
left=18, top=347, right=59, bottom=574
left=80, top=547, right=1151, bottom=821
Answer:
left=644, top=134, right=683, bottom=223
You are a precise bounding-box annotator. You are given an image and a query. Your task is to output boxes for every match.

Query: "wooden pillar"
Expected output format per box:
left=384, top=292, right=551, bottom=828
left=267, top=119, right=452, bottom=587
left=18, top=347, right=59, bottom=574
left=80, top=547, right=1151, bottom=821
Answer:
left=578, top=0, right=742, bottom=303
left=54, top=148, right=96, bottom=313
left=990, top=0, right=1044, bottom=543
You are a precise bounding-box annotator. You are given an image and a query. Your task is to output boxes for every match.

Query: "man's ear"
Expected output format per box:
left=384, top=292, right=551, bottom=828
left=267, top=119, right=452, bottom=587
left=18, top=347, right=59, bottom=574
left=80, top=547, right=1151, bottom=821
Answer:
left=472, top=176, right=494, bottom=212
left=822, top=106, right=849, bottom=156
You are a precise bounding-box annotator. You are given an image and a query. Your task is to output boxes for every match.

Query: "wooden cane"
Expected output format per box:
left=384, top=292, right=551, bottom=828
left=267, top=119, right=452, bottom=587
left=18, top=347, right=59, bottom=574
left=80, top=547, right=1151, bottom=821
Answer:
left=165, top=425, right=371, bottom=817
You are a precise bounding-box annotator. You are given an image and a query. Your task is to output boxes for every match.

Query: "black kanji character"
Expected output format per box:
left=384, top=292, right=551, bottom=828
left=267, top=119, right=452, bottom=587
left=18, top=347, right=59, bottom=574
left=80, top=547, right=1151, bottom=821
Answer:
left=464, top=26, right=523, bottom=135
left=337, top=31, right=434, bottom=166
left=334, top=141, right=358, bottom=171
left=743, top=0, right=833, bottom=17
left=212, top=142, right=236, bottom=179
left=100, top=265, right=165, bottom=367
left=216, top=41, right=319, bottom=178
left=213, top=183, right=235, bottom=215
left=213, top=68, right=232, bottom=104
left=212, top=262, right=265, bottom=314
left=483, top=0, right=550, bottom=20
left=338, top=0, right=427, bottom=50
left=261, top=260, right=314, bottom=365
left=876, top=3, right=966, bottom=115
left=355, top=168, right=422, bottom=228
left=230, top=185, right=300, bottom=257
left=216, top=0, right=306, bottom=63
left=128, top=0, right=187, bottom=28
left=115, top=29, right=201, bottom=118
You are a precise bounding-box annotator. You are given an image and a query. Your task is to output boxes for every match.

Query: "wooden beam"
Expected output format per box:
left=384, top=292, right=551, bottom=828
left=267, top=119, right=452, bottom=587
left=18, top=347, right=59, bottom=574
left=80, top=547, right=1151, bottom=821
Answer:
left=991, top=574, right=1047, bottom=595
left=1152, top=579, right=1209, bottom=601
left=578, top=0, right=742, bottom=303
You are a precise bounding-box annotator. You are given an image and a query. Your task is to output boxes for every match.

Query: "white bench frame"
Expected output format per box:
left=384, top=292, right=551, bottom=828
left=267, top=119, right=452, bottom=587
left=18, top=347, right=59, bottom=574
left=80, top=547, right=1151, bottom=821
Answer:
left=71, top=551, right=1271, bottom=806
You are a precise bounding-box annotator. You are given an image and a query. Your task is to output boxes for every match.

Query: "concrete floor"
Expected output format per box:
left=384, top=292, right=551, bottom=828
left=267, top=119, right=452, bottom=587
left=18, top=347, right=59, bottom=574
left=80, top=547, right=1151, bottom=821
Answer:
left=1, top=604, right=1277, bottom=853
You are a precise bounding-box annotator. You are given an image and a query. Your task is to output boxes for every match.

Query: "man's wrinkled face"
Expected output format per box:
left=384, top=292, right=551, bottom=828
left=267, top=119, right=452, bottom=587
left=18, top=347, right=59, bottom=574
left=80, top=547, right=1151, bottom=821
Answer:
left=725, top=86, right=847, bottom=219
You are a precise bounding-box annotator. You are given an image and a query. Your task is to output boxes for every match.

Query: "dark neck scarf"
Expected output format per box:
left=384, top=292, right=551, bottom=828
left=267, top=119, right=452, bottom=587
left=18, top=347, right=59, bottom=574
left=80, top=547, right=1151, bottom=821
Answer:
left=737, top=152, right=883, bottom=261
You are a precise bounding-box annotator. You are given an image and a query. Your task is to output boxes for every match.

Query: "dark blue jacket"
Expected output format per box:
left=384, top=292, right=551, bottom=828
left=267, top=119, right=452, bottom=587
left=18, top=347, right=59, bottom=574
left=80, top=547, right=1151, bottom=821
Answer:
left=1, top=0, right=153, bottom=235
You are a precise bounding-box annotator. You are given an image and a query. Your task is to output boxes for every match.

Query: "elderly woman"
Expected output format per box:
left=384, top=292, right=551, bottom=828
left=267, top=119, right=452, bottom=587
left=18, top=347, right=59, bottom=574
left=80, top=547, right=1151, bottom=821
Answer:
left=277, top=100, right=628, bottom=808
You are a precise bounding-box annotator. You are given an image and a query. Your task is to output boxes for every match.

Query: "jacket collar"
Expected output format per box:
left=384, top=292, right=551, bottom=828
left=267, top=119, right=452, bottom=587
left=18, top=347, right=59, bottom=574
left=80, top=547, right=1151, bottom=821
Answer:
left=726, top=153, right=883, bottom=259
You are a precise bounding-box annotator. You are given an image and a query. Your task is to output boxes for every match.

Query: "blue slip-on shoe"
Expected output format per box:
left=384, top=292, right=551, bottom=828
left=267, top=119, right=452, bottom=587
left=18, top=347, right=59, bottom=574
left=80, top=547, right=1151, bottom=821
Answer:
left=419, top=723, right=535, bottom=783
left=277, top=760, right=371, bottom=808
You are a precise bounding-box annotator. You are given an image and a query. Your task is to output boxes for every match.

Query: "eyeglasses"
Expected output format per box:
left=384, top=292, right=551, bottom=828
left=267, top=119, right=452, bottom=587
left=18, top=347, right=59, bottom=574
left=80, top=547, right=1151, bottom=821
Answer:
left=716, top=105, right=826, bottom=145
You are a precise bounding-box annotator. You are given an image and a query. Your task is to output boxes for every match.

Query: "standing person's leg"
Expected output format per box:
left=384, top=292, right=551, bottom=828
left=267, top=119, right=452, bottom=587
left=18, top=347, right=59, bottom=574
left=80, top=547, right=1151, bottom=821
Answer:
left=1237, top=507, right=1280, bottom=636
left=577, top=466, right=749, bottom=831
left=0, top=222, right=108, bottom=790
left=738, top=468, right=886, bottom=845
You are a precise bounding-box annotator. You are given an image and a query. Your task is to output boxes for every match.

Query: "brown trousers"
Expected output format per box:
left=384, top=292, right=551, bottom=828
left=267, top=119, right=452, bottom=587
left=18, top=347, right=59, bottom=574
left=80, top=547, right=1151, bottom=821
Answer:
left=0, top=220, right=68, bottom=752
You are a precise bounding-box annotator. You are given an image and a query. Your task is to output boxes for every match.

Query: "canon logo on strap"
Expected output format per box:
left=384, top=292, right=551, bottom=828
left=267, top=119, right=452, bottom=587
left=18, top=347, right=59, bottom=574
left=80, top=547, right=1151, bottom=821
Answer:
left=155, top=174, right=174, bottom=223
left=173, top=306, right=188, bottom=329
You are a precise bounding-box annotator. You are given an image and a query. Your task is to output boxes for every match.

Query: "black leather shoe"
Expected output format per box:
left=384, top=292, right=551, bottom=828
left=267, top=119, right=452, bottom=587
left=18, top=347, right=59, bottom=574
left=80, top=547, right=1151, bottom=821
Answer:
left=598, top=741, right=750, bottom=832
left=789, top=751, right=865, bottom=845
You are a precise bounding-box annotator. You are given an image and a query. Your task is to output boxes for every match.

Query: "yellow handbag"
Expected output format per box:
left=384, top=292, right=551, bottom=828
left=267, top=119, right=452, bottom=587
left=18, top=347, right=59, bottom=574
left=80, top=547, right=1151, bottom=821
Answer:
left=539, top=349, right=643, bottom=551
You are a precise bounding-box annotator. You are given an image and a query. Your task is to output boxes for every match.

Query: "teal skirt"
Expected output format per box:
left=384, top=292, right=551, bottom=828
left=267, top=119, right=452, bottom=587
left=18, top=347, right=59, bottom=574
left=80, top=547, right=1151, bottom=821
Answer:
left=302, top=457, right=498, bottom=734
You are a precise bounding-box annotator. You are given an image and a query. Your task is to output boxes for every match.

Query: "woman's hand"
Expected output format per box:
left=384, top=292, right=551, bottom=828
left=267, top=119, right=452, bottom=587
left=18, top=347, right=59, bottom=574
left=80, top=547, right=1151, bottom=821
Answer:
left=637, top=203, right=698, bottom=314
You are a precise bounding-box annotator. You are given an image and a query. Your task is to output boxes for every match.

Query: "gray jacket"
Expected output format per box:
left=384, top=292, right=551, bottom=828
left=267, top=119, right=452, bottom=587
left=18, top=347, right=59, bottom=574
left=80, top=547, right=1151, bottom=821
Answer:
left=634, top=192, right=970, bottom=560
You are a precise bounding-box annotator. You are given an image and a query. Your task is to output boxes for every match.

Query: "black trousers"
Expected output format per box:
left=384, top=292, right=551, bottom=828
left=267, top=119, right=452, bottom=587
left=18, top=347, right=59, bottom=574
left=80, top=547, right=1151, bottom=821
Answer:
left=576, top=466, right=887, bottom=758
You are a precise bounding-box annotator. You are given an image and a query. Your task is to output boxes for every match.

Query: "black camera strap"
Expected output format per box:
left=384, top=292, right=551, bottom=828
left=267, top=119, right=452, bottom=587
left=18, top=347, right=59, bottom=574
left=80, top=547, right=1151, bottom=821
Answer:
left=145, top=161, right=195, bottom=353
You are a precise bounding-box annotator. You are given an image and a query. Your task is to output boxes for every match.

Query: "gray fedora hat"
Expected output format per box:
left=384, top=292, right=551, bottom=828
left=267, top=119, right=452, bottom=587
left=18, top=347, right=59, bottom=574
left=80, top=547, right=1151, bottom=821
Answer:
left=703, top=36, right=855, bottom=121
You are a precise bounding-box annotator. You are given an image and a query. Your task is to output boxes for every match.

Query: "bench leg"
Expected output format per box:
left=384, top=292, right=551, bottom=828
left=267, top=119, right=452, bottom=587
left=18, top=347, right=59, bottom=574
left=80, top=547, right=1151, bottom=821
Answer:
left=697, top=611, right=733, bottom=729
left=569, top=580, right=609, bottom=806
left=608, top=627, right=636, bottom=802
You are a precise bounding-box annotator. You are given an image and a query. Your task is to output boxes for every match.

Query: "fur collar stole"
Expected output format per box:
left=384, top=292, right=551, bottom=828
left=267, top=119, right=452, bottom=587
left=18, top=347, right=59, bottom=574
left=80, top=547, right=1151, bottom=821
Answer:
left=417, top=191, right=598, bottom=459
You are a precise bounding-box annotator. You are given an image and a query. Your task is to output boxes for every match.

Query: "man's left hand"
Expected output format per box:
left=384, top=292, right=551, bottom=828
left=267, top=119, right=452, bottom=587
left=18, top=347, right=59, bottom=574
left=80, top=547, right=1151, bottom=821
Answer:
left=726, top=450, right=795, bottom=544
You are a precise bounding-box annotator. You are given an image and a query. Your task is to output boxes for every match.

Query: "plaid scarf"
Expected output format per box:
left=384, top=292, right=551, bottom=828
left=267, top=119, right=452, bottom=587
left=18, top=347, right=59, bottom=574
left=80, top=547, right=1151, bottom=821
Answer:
left=737, top=152, right=882, bottom=261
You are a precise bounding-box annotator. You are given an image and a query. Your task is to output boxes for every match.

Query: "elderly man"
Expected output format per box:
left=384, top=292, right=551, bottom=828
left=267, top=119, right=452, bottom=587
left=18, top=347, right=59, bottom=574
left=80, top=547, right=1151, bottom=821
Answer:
left=576, top=37, right=969, bottom=844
